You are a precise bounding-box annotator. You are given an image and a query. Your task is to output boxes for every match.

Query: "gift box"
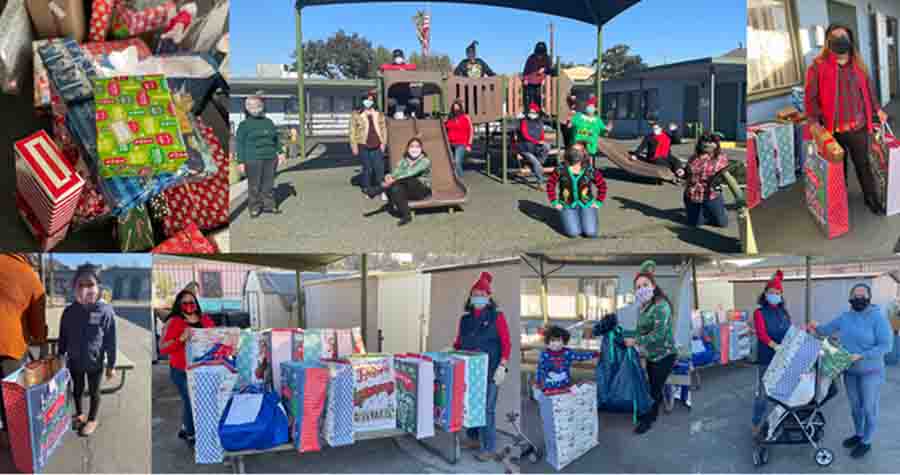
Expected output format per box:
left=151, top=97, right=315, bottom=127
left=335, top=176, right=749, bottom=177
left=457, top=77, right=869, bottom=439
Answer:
left=395, top=355, right=435, bottom=439
left=2, top=358, right=70, bottom=474
left=348, top=355, right=397, bottom=434
left=763, top=326, right=821, bottom=403
left=321, top=359, right=355, bottom=447
left=26, top=0, right=86, bottom=42
left=115, top=203, right=154, bottom=251
left=186, top=327, right=240, bottom=367
left=804, top=141, right=850, bottom=239
left=110, top=0, right=176, bottom=39
left=94, top=75, right=188, bottom=178
left=280, top=361, right=329, bottom=453
left=38, top=38, right=95, bottom=104
left=15, top=130, right=85, bottom=237
left=538, top=382, right=598, bottom=471
left=745, top=133, right=762, bottom=209
left=236, top=329, right=262, bottom=388
left=16, top=192, right=70, bottom=251
left=869, top=123, right=900, bottom=216
left=259, top=328, right=294, bottom=395
left=449, top=351, right=488, bottom=428
left=151, top=222, right=217, bottom=254
left=87, top=0, right=114, bottom=42
left=186, top=362, right=237, bottom=464
left=427, top=352, right=465, bottom=433
left=335, top=328, right=354, bottom=358
left=820, top=339, right=854, bottom=379
left=0, top=0, right=34, bottom=94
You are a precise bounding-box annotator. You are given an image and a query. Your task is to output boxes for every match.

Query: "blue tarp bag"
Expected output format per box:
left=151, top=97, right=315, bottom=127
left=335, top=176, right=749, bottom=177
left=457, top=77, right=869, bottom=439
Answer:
left=596, top=328, right=627, bottom=411
left=606, top=348, right=654, bottom=423
left=219, top=387, right=290, bottom=451
left=691, top=339, right=716, bottom=367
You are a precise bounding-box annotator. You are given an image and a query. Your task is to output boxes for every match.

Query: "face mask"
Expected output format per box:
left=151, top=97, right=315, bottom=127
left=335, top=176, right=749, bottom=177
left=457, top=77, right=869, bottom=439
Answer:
left=849, top=297, right=870, bottom=312
left=830, top=35, right=852, bottom=55
left=182, top=302, right=198, bottom=314
left=408, top=147, right=422, bottom=158
left=363, top=99, right=374, bottom=109
left=470, top=296, right=489, bottom=308
left=635, top=286, right=654, bottom=304
left=528, top=113, right=539, bottom=120
left=585, top=106, right=597, bottom=115
left=653, top=127, right=662, bottom=135
left=394, top=57, right=404, bottom=64
left=548, top=341, right=563, bottom=351
left=75, top=284, right=98, bottom=305
left=702, top=143, right=717, bottom=155
left=765, top=293, right=782, bottom=305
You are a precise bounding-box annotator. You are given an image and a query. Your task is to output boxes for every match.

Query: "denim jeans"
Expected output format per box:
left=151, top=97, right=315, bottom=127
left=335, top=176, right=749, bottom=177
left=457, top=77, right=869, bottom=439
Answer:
left=451, top=145, right=466, bottom=176
left=752, top=365, right=768, bottom=426
left=170, top=366, right=194, bottom=436
left=685, top=194, right=729, bottom=228
left=360, top=147, right=385, bottom=194
left=845, top=371, right=884, bottom=444
left=521, top=152, right=546, bottom=184
left=466, top=382, right=498, bottom=454
left=559, top=207, right=598, bottom=238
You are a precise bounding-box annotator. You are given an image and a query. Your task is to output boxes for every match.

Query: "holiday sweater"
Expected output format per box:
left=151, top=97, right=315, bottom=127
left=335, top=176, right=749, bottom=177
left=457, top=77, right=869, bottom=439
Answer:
left=519, top=117, right=545, bottom=156
left=454, top=58, right=496, bottom=78
left=390, top=155, right=432, bottom=187
left=58, top=302, right=116, bottom=372
left=547, top=164, right=607, bottom=209
left=235, top=116, right=280, bottom=162
left=571, top=113, right=608, bottom=155
left=536, top=347, right=599, bottom=391
left=636, top=299, right=676, bottom=362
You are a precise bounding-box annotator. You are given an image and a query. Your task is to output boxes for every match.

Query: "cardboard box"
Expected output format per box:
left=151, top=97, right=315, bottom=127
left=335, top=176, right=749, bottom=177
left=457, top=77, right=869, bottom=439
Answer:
left=26, top=0, right=86, bottom=42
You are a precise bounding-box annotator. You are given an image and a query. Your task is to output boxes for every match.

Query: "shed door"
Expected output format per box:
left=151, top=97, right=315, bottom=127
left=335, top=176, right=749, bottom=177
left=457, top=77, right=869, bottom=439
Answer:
left=378, top=275, right=429, bottom=353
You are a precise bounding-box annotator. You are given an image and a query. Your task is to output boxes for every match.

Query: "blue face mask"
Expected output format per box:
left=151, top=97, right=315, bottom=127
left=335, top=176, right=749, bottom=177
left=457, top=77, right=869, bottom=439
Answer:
left=470, top=296, right=489, bottom=308
left=766, top=293, right=782, bottom=305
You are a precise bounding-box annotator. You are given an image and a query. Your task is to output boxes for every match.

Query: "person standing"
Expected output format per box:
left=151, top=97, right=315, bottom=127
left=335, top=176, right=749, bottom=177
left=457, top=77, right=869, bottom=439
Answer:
left=522, top=42, right=554, bottom=111
left=350, top=90, right=388, bottom=199
left=236, top=95, right=282, bottom=218
left=446, top=99, right=474, bottom=177
left=0, top=254, right=47, bottom=435
left=454, top=41, right=496, bottom=78
left=804, top=24, right=889, bottom=215
left=569, top=96, right=609, bottom=163
left=453, top=272, right=511, bottom=462
left=750, top=270, right=791, bottom=437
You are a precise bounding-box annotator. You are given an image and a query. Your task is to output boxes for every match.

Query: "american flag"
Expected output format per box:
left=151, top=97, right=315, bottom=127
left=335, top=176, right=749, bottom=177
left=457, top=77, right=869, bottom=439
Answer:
left=414, top=10, right=431, bottom=57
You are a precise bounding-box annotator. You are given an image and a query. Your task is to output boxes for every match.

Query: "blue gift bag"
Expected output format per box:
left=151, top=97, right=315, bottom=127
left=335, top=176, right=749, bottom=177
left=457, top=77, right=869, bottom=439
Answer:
left=219, top=388, right=289, bottom=452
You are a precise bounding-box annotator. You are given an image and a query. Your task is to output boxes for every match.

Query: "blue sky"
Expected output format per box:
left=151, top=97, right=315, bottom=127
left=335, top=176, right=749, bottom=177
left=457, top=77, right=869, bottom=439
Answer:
left=231, top=0, right=746, bottom=77
left=51, top=253, right=152, bottom=269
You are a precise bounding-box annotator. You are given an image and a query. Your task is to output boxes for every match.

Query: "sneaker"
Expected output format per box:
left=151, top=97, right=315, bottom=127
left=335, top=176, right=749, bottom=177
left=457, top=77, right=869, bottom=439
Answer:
left=474, top=452, right=496, bottom=463
left=634, top=420, right=652, bottom=435
left=843, top=435, right=862, bottom=448
left=850, top=443, right=871, bottom=459
left=380, top=192, right=388, bottom=201
left=398, top=217, right=412, bottom=227
left=249, top=208, right=262, bottom=219
left=80, top=420, right=98, bottom=436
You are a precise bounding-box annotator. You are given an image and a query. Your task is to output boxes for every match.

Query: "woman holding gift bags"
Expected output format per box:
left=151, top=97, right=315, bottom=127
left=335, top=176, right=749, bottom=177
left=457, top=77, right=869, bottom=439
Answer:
left=804, top=24, right=889, bottom=215
left=750, top=270, right=792, bottom=437
left=159, top=290, right=214, bottom=446
left=453, top=272, right=511, bottom=462
left=808, top=284, right=893, bottom=459
left=623, top=260, right=676, bottom=435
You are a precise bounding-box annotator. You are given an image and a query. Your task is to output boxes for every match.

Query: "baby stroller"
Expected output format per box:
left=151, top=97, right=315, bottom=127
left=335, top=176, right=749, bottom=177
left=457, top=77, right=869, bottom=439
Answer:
left=753, top=358, right=840, bottom=467
left=498, top=411, right=542, bottom=473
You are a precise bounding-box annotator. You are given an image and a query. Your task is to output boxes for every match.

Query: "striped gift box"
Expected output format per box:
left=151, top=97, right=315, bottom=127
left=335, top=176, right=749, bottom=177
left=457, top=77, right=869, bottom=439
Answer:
left=14, top=131, right=84, bottom=236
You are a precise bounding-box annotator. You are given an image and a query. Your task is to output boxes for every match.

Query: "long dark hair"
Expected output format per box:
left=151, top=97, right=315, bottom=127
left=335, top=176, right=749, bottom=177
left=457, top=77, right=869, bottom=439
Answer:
left=636, top=274, right=672, bottom=312
left=449, top=100, right=465, bottom=119
left=818, top=24, right=869, bottom=77
left=404, top=137, right=425, bottom=159
left=169, top=289, right=202, bottom=321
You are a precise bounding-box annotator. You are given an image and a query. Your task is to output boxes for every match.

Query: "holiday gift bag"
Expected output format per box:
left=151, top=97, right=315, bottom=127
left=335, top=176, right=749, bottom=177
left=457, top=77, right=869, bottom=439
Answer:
left=537, top=382, right=598, bottom=471
left=349, top=354, right=397, bottom=434
left=26, top=0, right=86, bottom=42
left=187, top=327, right=240, bottom=367
left=259, top=328, right=295, bottom=394
left=607, top=348, right=653, bottom=422
left=302, top=328, right=323, bottom=363
left=151, top=222, right=217, bottom=253
left=335, top=328, right=355, bottom=358
left=351, top=327, right=367, bottom=354
left=763, top=326, right=822, bottom=402
left=218, top=389, right=290, bottom=452
left=719, top=323, right=730, bottom=365
left=869, top=122, right=900, bottom=216
left=745, top=133, right=762, bottom=209
left=426, top=352, right=465, bottom=432
left=291, top=329, right=304, bottom=361
left=280, top=361, right=329, bottom=453
left=115, top=203, right=154, bottom=251
left=236, top=329, right=262, bottom=388
left=449, top=351, right=488, bottom=429
left=186, top=362, right=237, bottom=464
left=820, top=338, right=854, bottom=379
left=749, top=127, right=779, bottom=199
left=2, top=358, right=70, bottom=474
left=321, top=359, right=355, bottom=447
left=757, top=122, right=797, bottom=187
left=0, top=0, right=34, bottom=94
left=804, top=141, right=850, bottom=239
left=394, top=355, right=435, bottom=439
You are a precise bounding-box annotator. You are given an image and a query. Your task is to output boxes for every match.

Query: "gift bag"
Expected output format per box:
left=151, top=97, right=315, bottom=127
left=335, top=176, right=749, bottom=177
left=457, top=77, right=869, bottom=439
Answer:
left=302, top=328, right=323, bottom=363
left=763, top=326, right=822, bottom=402
left=869, top=122, right=900, bottom=216
left=321, top=359, right=355, bottom=447
left=745, top=133, right=762, bottom=209
left=151, top=222, right=217, bottom=253
left=596, top=329, right=627, bottom=410
left=749, top=127, right=779, bottom=199
left=756, top=122, right=797, bottom=187
left=116, top=204, right=154, bottom=251
left=449, top=351, right=488, bottom=429
left=187, top=327, right=240, bottom=367
left=335, top=328, right=355, bottom=358
left=0, top=0, right=34, bottom=94
left=186, top=362, right=237, bottom=464
left=2, top=358, right=70, bottom=474
left=351, top=327, right=366, bottom=354
left=235, top=329, right=262, bottom=388
left=395, top=355, right=435, bottom=439
left=537, top=382, right=598, bottom=471
left=349, top=355, right=397, bottom=434
left=606, top=348, right=653, bottom=422
left=804, top=141, right=849, bottom=239
left=291, top=329, right=304, bottom=361
left=26, top=0, right=86, bottom=42
left=427, top=352, right=464, bottom=432
left=820, top=338, right=854, bottom=379
left=719, top=323, right=730, bottom=365
left=218, top=389, right=289, bottom=452
left=885, top=334, right=899, bottom=366
left=280, top=361, right=329, bottom=453
left=259, top=329, right=294, bottom=395
left=87, top=0, right=115, bottom=42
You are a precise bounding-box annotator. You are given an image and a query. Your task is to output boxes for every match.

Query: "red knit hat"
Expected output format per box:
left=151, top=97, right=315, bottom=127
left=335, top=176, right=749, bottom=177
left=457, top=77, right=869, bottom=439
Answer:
left=528, top=102, right=541, bottom=113
left=586, top=96, right=597, bottom=107
left=471, top=271, right=493, bottom=294
left=766, top=270, right=784, bottom=292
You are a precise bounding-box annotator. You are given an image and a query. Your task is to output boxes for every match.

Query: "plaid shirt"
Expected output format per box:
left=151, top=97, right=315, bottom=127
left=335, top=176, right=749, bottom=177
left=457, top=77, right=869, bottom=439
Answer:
left=685, top=153, right=729, bottom=203
left=807, top=61, right=878, bottom=133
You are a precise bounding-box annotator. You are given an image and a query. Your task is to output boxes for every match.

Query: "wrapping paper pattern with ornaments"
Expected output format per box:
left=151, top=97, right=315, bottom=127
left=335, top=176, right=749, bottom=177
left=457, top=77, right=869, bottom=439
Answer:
left=804, top=141, right=849, bottom=239
left=348, top=355, right=397, bottom=434
left=116, top=204, right=155, bottom=251
left=763, top=326, right=822, bottom=403
left=280, top=361, right=329, bottom=453
left=322, top=360, right=356, bottom=447
left=186, top=363, right=237, bottom=464
left=820, top=338, right=854, bottom=379
left=394, top=355, right=436, bottom=439
left=88, top=0, right=115, bottom=42
left=151, top=222, right=217, bottom=253
left=538, top=382, right=599, bottom=471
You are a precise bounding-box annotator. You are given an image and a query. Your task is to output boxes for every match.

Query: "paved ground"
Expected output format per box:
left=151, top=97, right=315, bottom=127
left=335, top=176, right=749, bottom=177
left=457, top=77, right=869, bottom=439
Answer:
left=151, top=363, right=510, bottom=474
left=231, top=139, right=743, bottom=254
left=692, top=363, right=900, bottom=473
left=0, top=304, right=152, bottom=473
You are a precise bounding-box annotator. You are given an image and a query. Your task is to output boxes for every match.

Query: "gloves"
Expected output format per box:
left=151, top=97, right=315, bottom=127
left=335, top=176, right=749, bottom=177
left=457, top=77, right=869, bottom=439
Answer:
left=494, top=364, right=508, bottom=385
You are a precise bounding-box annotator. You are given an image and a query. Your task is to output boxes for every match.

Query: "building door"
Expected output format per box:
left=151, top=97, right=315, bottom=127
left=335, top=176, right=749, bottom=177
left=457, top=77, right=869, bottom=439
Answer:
left=715, top=83, right=740, bottom=140
left=683, top=85, right=699, bottom=132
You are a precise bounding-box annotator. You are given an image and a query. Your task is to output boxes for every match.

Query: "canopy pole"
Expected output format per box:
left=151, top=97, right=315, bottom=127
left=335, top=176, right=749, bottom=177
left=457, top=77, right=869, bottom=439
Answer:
left=691, top=259, right=699, bottom=311
left=556, top=55, right=562, bottom=151
left=296, top=270, right=305, bottom=328
left=502, top=77, right=508, bottom=184
left=595, top=24, right=603, bottom=107
left=805, top=256, right=811, bottom=325
left=709, top=66, right=716, bottom=134
left=540, top=256, right=549, bottom=325
left=296, top=7, right=305, bottom=160
left=361, top=253, right=368, bottom=349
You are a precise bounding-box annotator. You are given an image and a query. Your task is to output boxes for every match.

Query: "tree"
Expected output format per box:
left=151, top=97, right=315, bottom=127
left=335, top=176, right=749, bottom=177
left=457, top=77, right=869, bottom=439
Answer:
left=594, top=44, right=647, bottom=80
left=408, top=51, right=453, bottom=73
left=290, top=30, right=375, bottom=79
left=370, top=46, right=394, bottom=77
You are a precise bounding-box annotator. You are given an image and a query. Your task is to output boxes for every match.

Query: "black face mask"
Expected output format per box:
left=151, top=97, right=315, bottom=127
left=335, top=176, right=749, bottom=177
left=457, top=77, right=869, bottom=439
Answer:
left=701, top=144, right=718, bottom=155
left=849, top=297, right=870, bottom=311
left=830, top=36, right=852, bottom=55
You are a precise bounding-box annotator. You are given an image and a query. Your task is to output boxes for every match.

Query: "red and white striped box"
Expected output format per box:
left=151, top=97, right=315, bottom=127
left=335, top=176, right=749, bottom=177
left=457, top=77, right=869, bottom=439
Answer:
left=16, top=193, right=70, bottom=251
left=14, top=131, right=84, bottom=236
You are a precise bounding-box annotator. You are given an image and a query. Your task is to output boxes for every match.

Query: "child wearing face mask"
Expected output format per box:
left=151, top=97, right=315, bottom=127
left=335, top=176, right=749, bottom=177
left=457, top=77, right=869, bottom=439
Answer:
left=380, top=137, right=432, bottom=226
left=569, top=96, right=609, bottom=164
left=236, top=95, right=282, bottom=218
left=519, top=103, right=549, bottom=189
left=751, top=270, right=792, bottom=436
left=546, top=143, right=608, bottom=238
left=350, top=90, right=388, bottom=199
left=535, top=325, right=599, bottom=394
left=58, top=264, right=116, bottom=437
left=684, top=133, right=730, bottom=228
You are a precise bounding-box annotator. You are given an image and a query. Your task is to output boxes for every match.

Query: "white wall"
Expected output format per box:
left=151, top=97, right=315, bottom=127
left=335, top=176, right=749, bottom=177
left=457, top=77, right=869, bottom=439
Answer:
left=698, top=280, right=736, bottom=313
left=303, top=276, right=380, bottom=351
left=377, top=272, right=430, bottom=354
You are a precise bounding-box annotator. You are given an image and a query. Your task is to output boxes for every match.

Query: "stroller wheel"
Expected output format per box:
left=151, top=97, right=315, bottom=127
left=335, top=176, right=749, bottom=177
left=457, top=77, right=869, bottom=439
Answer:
left=528, top=452, right=540, bottom=464
left=815, top=448, right=834, bottom=467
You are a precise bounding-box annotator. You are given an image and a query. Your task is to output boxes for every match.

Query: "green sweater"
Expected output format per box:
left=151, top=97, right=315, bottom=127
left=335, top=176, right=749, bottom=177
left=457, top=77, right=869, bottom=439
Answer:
left=635, top=299, right=676, bottom=362
left=236, top=116, right=280, bottom=162
left=571, top=113, right=607, bottom=155
left=391, top=155, right=432, bottom=187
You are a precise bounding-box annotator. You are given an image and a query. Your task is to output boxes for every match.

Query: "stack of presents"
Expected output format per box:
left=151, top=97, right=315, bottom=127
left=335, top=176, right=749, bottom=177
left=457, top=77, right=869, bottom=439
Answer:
left=537, top=382, right=599, bottom=471
left=691, top=310, right=752, bottom=367
left=183, top=326, right=490, bottom=465
left=747, top=87, right=900, bottom=239
left=0, top=0, right=230, bottom=252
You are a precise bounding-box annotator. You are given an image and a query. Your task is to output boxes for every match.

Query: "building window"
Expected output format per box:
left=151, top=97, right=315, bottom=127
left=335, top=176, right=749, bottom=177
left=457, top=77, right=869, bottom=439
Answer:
left=748, top=0, right=802, bottom=99
left=616, top=92, right=629, bottom=120
left=604, top=93, right=618, bottom=118
left=628, top=91, right=641, bottom=120
left=310, top=95, right=331, bottom=114
left=642, top=89, right=659, bottom=120
left=521, top=277, right=618, bottom=320
left=335, top=95, right=354, bottom=114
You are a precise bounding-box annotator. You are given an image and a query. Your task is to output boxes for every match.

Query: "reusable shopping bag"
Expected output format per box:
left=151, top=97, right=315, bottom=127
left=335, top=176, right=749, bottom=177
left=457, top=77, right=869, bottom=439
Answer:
left=606, top=348, right=653, bottom=423
left=595, top=327, right=626, bottom=411
left=218, top=388, right=289, bottom=452
left=321, top=359, right=355, bottom=447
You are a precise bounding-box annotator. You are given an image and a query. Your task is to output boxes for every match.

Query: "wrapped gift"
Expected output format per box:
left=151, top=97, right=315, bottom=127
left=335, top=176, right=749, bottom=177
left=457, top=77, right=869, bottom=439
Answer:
left=73, top=177, right=111, bottom=227
left=26, top=0, right=86, bottom=42
left=33, top=40, right=52, bottom=108
left=449, top=351, right=488, bottom=428
left=151, top=222, right=217, bottom=253
left=235, top=329, right=262, bottom=388
left=81, top=37, right=151, bottom=60
left=352, top=327, right=366, bottom=354
left=16, top=193, right=70, bottom=251
left=15, top=130, right=85, bottom=237
left=719, top=323, right=730, bottom=365
left=335, top=328, right=355, bottom=358
left=426, top=352, right=465, bottom=432
left=280, top=361, right=329, bottom=453
left=2, top=359, right=70, bottom=473
left=301, top=329, right=323, bottom=363
left=348, top=354, right=397, bottom=434
left=538, top=382, right=598, bottom=471
left=186, top=362, right=237, bottom=464
left=291, top=329, right=303, bottom=361
left=820, top=339, right=854, bottom=379
left=809, top=122, right=845, bottom=163
left=395, top=355, right=435, bottom=439
left=0, top=0, right=34, bottom=94
left=87, top=0, right=115, bottom=42
left=259, top=329, right=294, bottom=395
left=115, top=203, right=154, bottom=251
left=110, top=0, right=176, bottom=38
left=38, top=39, right=95, bottom=104
left=321, top=359, right=355, bottom=447
left=763, top=326, right=822, bottom=402
left=751, top=123, right=794, bottom=193
left=187, top=327, right=240, bottom=367
left=94, top=75, right=188, bottom=178
left=869, top=123, right=900, bottom=216
left=804, top=141, right=850, bottom=239
left=745, top=133, right=762, bottom=209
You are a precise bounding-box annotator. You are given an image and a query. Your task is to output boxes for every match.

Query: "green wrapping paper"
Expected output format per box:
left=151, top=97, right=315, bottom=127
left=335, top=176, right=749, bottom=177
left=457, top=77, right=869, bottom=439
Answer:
left=820, top=338, right=854, bottom=379
left=116, top=204, right=155, bottom=251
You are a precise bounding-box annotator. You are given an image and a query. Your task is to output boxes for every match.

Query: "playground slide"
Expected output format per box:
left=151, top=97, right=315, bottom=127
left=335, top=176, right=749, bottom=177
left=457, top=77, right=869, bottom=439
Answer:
left=596, top=137, right=676, bottom=181
left=387, top=118, right=468, bottom=210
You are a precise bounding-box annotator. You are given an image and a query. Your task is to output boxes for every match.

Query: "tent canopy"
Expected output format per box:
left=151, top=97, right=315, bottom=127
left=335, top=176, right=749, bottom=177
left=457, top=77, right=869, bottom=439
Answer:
left=295, top=0, right=641, bottom=25
left=180, top=254, right=349, bottom=271
left=524, top=253, right=718, bottom=268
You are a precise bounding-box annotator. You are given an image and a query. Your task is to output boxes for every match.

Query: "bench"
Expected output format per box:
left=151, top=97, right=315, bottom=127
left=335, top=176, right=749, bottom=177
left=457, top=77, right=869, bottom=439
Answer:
left=43, top=339, right=136, bottom=395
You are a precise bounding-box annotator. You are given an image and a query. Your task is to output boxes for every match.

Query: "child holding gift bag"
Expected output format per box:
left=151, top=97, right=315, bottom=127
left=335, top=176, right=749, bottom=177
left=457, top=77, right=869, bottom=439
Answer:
left=58, top=264, right=116, bottom=437
left=535, top=325, right=599, bottom=394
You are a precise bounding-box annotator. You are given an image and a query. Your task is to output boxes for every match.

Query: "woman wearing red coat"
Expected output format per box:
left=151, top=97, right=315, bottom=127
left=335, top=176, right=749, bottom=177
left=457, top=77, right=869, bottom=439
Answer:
left=446, top=100, right=474, bottom=177
left=159, top=289, right=214, bottom=446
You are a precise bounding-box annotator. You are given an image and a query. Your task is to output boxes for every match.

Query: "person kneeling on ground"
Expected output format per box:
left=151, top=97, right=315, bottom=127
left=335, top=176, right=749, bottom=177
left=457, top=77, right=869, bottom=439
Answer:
left=381, top=138, right=432, bottom=226
left=58, top=264, right=116, bottom=437
left=236, top=95, right=282, bottom=218
left=684, top=133, right=730, bottom=228
left=546, top=143, right=607, bottom=238
left=535, top=325, right=599, bottom=395
left=519, top=103, right=550, bottom=190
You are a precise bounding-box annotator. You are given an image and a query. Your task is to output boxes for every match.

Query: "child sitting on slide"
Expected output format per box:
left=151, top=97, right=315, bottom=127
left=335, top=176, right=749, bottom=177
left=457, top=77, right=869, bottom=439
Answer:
left=535, top=325, right=599, bottom=395
left=519, top=102, right=550, bottom=189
